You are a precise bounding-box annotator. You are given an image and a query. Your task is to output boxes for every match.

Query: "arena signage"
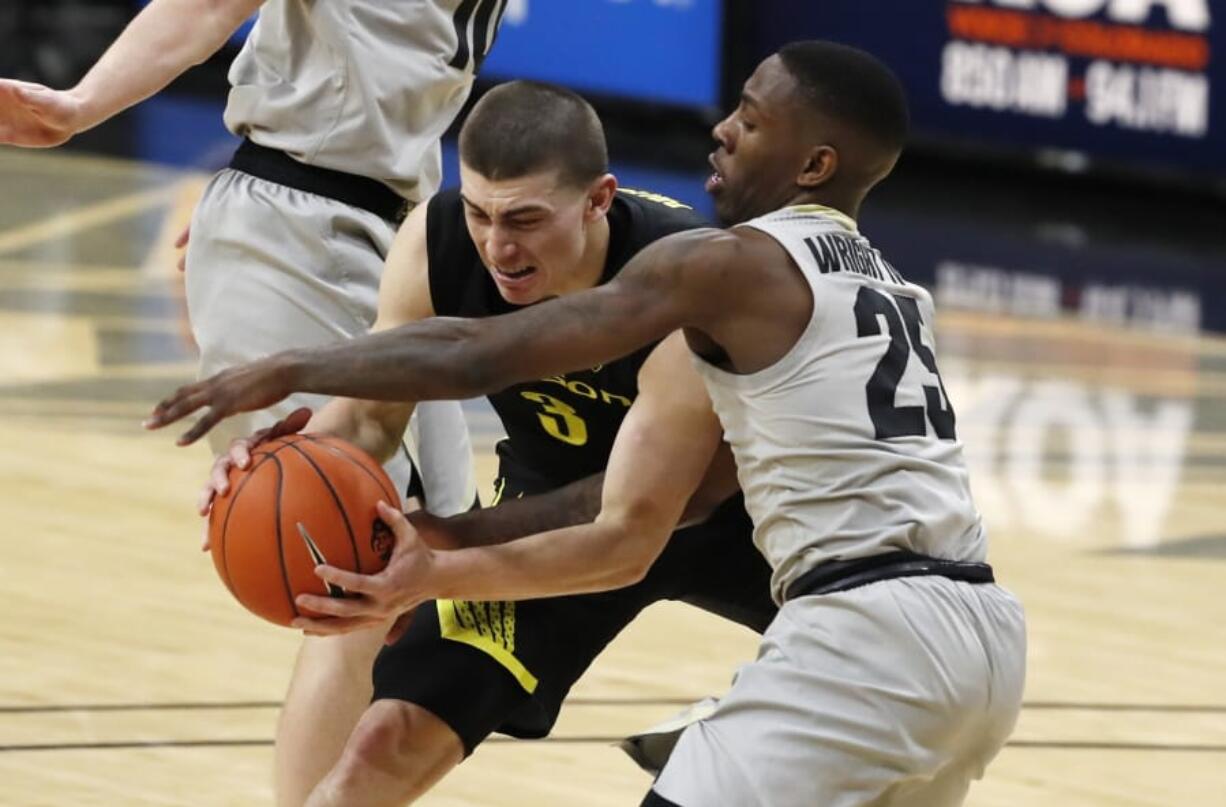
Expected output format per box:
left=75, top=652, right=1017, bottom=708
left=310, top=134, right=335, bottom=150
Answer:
left=942, top=0, right=1213, bottom=139
left=748, top=0, right=1223, bottom=180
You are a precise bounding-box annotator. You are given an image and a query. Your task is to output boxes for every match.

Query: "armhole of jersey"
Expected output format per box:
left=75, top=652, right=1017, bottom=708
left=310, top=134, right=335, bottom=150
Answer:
left=425, top=192, right=462, bottom=317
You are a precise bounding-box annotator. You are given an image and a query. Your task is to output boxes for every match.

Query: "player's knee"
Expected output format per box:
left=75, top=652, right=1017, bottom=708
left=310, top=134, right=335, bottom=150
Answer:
left=336, top=700, right=461, bottom=786
left=341, top=701, right=417, bottom=775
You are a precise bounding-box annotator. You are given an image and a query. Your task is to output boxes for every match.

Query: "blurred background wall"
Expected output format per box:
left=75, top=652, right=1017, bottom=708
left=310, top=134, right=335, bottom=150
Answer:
left=4, top=0, right=1223, bottom=331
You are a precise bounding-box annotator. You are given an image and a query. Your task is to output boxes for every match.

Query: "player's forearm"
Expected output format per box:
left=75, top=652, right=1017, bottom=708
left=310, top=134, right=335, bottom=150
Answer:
left=428, top=516, right=666, bottom=601
left=437, top=473, right=605, bottom=549
left=283, top=280, right=677, bottom=404
left=307, top=399, right=414, bottom=465
left=68, top=0, right=261, bottom=132
left=285, top=317, right=503, bottom=403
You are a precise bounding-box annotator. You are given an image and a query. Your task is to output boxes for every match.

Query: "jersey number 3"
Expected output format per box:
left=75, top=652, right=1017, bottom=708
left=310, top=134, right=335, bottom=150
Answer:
left=854, top=287, right=956, bottom=441
left=520, top=392, right=589, bottom=446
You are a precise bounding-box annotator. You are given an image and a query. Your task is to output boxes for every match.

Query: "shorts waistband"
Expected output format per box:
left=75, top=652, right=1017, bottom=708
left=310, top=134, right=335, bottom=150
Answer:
left=784, top=551, right=995, bottom=602
left=229, top=139, right=410, bottom=224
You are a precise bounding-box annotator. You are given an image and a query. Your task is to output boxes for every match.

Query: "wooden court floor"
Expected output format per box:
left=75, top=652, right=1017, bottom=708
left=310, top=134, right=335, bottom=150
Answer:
left=1, top=148, right=1224, bottom=806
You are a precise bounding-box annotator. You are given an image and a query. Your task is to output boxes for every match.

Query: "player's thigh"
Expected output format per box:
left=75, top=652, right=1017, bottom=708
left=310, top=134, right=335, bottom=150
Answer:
left=184, top=169, right=393, bottom=375
left=293, top=623, right=391, bottom=687
left=184, top=171, right=409, bottom=458
left=654, top=579, right=1025, bottom=807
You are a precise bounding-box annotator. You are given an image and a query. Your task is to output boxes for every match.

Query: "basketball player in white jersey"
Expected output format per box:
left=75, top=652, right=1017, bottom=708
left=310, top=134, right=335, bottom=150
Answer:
left=149, top=40, right=1028, bottom=806
left=0, top=1, right=501, bottom=803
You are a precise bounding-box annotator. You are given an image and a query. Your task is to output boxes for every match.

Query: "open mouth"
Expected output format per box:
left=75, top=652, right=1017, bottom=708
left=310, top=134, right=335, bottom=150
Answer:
left=495, top=265, right=537, bottom=282
left=705, top=154, right=725, bottom=193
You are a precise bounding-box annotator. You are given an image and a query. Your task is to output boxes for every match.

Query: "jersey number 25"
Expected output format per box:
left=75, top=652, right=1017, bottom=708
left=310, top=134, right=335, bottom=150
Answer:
left=854, top=287, right=957, bottom=441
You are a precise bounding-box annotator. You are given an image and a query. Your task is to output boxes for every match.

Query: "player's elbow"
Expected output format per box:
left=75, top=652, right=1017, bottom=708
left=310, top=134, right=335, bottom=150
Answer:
left=608, top=545, right=654, bottom=588
left=194, top=0, right=261, bottom=57
left=204, top=0, right=263, bottom=22
left=596, top=506, right=672, bottom=588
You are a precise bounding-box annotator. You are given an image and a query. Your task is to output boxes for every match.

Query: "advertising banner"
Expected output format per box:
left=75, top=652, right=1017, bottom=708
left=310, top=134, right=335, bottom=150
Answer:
left=751, top=0, right=1222, bottom=178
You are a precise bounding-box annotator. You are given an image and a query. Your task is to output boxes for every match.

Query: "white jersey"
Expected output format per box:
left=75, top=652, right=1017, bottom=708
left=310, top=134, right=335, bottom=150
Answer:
left=693, top=205, right=986, bottom=603
left=224, top=0, right=505, bottom=200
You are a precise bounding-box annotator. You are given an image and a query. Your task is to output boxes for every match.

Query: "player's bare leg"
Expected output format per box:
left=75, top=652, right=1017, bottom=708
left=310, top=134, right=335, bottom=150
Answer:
left=275, top=493, right=437, bottom=806
left=304, top=700, right=465, bottom=807
left=274, top=626, right=390, bottom=807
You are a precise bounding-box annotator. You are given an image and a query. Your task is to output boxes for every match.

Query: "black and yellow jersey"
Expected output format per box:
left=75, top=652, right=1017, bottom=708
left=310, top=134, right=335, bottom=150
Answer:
left=426, top=187, right=708, bottom=491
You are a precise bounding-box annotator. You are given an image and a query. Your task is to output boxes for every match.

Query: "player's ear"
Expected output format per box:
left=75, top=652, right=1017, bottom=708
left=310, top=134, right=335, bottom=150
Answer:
left=797, top=145, right=837, bottom=190
left=585, top=173, right=618, bottom=222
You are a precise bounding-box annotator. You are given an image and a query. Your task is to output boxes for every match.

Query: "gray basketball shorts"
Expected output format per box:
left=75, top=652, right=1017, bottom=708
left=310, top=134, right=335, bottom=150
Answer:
left=183, top=169, right=474, bottom=514
left=652, top=575, right=1027, bottom=807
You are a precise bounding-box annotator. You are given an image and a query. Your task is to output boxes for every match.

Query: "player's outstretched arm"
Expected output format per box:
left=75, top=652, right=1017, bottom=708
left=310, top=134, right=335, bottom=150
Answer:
left=0, top=0, right=264, bottom=146
left=293, top=333, right=726, bottom=636
left=147, top=227, right=746, bottom=444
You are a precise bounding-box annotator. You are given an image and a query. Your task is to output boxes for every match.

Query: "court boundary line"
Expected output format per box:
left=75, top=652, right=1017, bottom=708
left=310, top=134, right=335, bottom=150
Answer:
left=3, top=738, right=1226, bottom=754
left=4, top=699, right=1226, bottom=714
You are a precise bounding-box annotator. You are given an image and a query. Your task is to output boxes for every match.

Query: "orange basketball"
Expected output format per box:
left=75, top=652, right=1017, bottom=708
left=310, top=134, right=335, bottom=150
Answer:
left=208, top=434, right=401, bottom=627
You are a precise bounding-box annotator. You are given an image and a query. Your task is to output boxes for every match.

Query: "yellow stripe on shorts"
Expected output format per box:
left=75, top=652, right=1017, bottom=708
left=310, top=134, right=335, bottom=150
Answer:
left=436, top=598, right=538, bottom=693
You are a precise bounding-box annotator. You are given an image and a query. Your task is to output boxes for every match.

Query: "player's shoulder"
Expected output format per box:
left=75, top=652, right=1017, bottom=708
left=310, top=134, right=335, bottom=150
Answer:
left=425, top=186, right=465, bottom=224
left=622, top=226, right=775, bottom=290
left=648, top=224, right=801, bottom=295
left=424, top=188, right=479, bottom=317
left=424, top=188, right=475, bottom=258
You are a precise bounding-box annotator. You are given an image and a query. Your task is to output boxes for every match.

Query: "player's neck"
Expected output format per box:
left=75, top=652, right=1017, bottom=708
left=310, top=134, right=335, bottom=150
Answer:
left=555, top=216, right=611, bottom=296
left=788, top=189, right=862, bottom=222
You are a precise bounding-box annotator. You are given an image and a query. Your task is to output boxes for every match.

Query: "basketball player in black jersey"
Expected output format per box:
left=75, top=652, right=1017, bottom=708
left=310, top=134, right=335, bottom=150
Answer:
left=190, top=80, right=773, bottom=806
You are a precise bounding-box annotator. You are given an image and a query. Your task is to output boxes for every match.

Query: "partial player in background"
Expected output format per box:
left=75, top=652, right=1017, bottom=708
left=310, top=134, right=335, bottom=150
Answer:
left=197, top=80, right=775, bottom=806
left=0, top=1, right=501, bottom=803
left=150, top=41, right=1028, bottom=807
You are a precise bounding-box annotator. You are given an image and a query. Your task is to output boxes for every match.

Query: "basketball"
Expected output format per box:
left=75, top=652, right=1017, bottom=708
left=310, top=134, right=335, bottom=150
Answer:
left=208, top=434, right=401, bottom=627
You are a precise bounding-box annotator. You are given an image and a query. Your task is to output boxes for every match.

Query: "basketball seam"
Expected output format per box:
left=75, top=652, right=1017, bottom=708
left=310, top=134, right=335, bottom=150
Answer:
left=217, top=450, right=282, bottom=599
left=283, top=442, right=364, bottom=575
left=271, top=455, right=299, bottom=620
left=298, top=434, right=397, bottom=505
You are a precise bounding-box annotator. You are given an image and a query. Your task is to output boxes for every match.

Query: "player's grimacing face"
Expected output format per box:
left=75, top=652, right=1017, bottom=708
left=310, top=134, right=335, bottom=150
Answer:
left=459, top=165, right=594, bottom=305
left=707, top=55, right=816, bottom=225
